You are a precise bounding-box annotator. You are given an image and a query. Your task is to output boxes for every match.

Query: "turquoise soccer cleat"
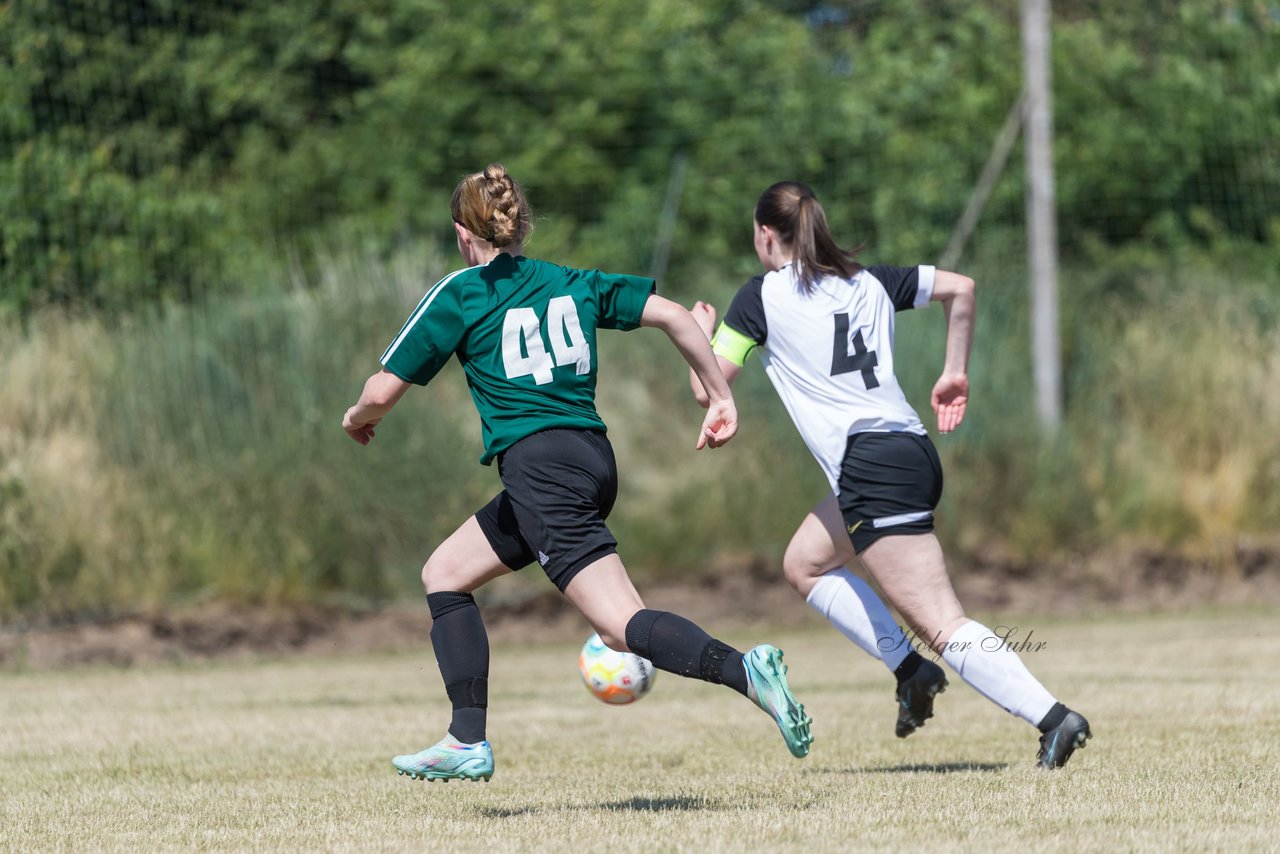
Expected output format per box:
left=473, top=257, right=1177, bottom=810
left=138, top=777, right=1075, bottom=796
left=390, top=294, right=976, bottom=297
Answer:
left=743, top=644, right=814, bottom=759
left=392, top=734, right=494, bottom=782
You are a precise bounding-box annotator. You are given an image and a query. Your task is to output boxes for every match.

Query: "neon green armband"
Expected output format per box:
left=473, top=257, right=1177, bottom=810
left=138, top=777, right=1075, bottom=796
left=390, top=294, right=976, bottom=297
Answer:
left=711, top=324, right=757, bottom=367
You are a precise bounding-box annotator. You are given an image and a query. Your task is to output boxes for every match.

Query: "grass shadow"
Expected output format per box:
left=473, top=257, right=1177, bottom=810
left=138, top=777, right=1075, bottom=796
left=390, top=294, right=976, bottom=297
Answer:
left=856, top=761, right=1008, bottom=774
left=478, top=806, right=540, bottom=818
left=597, top=796, right=726, bottom=812
left=481, top=796, right=726, bottom=818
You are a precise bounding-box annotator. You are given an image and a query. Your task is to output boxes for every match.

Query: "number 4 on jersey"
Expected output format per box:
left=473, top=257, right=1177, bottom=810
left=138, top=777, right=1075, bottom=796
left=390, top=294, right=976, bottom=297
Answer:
left=831, top=313, right=879, bottom=389
left=502, top=296, right=591, bottom=385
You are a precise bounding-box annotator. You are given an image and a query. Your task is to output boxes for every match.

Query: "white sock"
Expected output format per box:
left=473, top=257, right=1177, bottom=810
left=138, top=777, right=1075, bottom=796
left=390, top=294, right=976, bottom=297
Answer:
left=940, top=619, right=1058, bottom=726
left=805, top=568, right=910, bottom=671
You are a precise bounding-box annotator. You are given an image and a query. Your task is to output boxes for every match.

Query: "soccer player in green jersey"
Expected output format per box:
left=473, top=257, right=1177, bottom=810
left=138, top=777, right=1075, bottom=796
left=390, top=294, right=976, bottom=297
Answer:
left=342, top=164, right=813, bottom=782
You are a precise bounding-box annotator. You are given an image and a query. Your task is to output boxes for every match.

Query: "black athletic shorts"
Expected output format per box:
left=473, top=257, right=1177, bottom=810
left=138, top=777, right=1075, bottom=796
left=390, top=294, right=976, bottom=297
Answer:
left=474, top=428, right=619, bottom=593
left=837, top=431, right=943, bottom=554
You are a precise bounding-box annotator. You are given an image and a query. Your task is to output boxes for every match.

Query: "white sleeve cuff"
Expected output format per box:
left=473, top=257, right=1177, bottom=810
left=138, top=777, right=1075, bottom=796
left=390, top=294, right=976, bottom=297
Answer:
left=914, top=265, right=936, bottom=308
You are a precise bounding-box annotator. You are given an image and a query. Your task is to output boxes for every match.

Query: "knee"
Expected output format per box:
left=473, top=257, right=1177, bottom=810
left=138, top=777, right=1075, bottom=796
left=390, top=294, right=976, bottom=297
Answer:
left=597, top=628, right=629, bottom=652
left=592, top=613, right=635, bottom=653
left=421, top=553, right=463, bottom=594
left=781, top=548, right=824, bottom=596
left=596, top=606, right=644, bottom=653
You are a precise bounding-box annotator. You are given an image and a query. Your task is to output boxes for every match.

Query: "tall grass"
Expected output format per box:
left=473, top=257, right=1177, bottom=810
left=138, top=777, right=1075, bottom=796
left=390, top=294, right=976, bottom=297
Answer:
left=929, top=246, right=1280, bottom=564
left=1, top=246, right=1277, bottom=620
left=0, top=247, right=487, bottom=620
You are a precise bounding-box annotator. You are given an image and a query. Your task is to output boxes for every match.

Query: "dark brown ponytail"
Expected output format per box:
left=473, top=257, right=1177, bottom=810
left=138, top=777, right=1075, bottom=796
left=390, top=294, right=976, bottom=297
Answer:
left=755, top=181, right=861, bottom=292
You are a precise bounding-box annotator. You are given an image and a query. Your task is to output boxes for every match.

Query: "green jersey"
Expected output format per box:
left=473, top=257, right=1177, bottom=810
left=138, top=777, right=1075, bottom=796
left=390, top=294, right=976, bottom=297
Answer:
left=380, top=254, right=655, bottom=464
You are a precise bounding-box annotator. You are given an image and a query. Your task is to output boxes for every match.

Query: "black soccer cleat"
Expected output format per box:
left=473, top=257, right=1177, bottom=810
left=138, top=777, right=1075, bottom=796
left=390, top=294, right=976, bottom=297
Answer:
left=1037, top=709, right=1091, bottom=769
left=895, top=658, right=948, bottom=738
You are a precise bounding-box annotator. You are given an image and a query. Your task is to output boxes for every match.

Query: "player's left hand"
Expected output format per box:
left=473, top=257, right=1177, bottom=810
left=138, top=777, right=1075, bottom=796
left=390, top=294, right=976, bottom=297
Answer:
left=931, top=372, right=969, bottom=433
left=697, top=397, right=738, bottom=449
left=690, top=301, right=718, bottom=340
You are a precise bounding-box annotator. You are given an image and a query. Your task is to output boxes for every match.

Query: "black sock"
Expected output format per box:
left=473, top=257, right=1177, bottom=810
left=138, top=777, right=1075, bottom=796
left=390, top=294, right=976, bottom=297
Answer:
left=1037, top=701, right=1069, bottom=733
left=893, top=651, right=925, bottom=684
left=624, top=609, right=749, bottom=697
left=427, top=591, right=489, bottom=744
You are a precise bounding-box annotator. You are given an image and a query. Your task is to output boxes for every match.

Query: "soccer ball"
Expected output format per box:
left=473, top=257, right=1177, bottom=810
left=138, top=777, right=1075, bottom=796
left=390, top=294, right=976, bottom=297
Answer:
left=577, top=632, right=656, bottom=705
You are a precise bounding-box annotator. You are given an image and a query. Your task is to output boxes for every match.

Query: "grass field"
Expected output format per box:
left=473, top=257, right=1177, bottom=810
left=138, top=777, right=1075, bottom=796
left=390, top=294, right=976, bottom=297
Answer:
left=2, top=606, right=1278, bottom=852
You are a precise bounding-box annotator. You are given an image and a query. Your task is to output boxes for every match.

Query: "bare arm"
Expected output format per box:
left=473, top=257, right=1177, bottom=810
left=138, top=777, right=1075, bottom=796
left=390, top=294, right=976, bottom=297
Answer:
left=929, top=270, right=976, bottom=434
left=342, top=369, right=412, bottom=445
left=640, top=294, right=738, bottom=449
left=686, top=301, right=743, bottom=408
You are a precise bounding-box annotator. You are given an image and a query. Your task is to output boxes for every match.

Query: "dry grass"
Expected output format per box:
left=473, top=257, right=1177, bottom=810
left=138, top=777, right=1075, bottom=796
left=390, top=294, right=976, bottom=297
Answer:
left=3, top=607, right=1278, bottom=852
left=3, top=254, right=1279, bottom=619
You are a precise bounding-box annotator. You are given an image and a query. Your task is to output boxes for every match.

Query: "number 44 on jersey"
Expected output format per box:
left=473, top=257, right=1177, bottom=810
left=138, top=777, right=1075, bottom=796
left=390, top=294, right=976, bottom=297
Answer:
left=502, top=296, right=591, bottom=384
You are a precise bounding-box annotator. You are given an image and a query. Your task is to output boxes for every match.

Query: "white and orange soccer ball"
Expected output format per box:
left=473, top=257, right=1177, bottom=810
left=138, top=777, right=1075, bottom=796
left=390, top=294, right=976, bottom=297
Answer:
left=577, top=632, right=656, bottom=705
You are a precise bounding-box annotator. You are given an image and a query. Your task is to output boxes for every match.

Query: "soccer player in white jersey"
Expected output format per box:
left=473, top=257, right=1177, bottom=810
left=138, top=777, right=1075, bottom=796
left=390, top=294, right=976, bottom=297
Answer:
left=689, top=180, right=1090, bottom=769
left=342, top=164, right=813, bottom=782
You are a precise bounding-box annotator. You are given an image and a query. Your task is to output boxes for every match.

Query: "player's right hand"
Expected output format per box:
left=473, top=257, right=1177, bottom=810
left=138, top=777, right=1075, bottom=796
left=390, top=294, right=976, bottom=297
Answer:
left=342, top=409, right=379, bottom=445
left=930, top=372, right=969, bottom=433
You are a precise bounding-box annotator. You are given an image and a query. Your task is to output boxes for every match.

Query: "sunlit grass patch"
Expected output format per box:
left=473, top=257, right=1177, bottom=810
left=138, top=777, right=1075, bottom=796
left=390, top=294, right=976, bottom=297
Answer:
left=2, top=608, right=1277, bottom=851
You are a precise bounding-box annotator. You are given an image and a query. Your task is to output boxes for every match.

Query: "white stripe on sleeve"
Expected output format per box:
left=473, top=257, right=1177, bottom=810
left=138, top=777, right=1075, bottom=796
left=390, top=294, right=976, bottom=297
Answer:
left=380, top=266, right=473, bottom=364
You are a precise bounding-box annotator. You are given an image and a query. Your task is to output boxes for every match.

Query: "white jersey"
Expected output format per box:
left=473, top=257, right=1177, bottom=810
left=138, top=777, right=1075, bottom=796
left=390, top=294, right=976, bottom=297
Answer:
left=713, top=263, right=936, bottom=491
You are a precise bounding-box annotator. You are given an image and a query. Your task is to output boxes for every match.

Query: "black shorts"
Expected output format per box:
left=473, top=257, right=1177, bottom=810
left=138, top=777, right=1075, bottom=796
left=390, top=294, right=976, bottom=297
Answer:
left=474, top=428, right=619, bottom=593
left=837, top=431, right=943, bottom=554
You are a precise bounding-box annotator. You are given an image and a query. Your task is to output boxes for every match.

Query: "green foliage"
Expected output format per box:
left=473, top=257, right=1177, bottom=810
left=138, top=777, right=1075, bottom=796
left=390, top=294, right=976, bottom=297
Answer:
left=1053, top=1, right=1280, bottom=250
left=4, top=1, right=1278, bottom=312
left=2, top=1, right=1279, bottom=617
